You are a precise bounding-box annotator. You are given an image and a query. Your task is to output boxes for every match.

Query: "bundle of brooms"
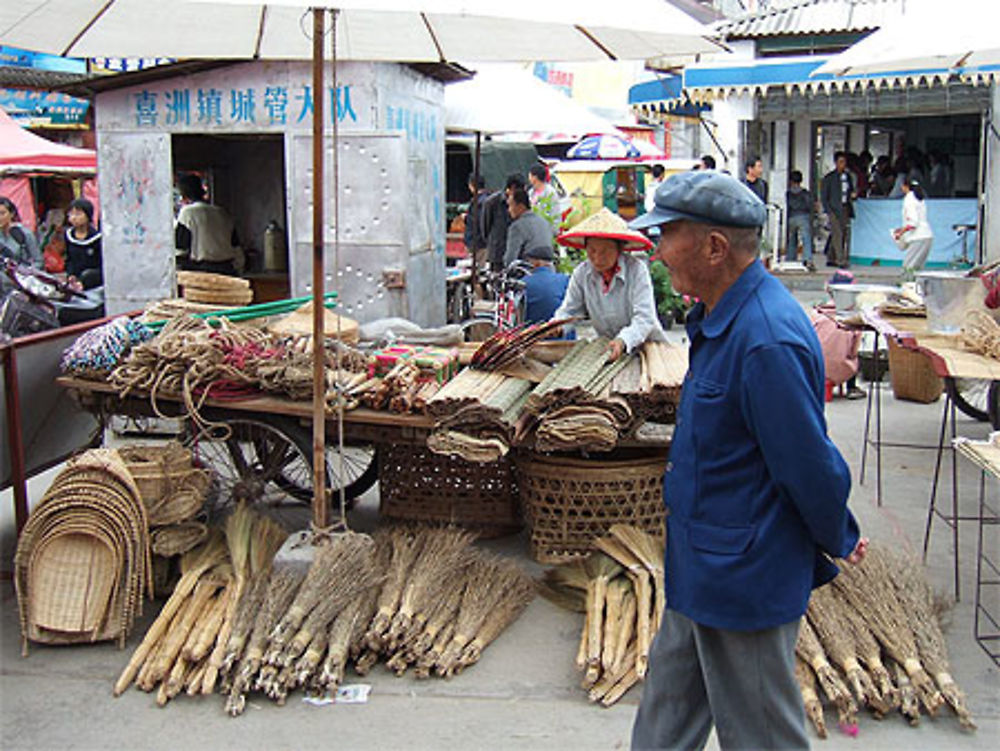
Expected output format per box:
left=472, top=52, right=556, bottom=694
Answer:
left=537, top=524, right=665, bottom=707
left=796, top=542, right=975, bottom=738
left=115, top=519, right=534, bottom=715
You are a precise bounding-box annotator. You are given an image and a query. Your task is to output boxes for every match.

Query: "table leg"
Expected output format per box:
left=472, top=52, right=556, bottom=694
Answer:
left=860, top=332, right=879, bottom=488
left=924, top=392, right=951, bottom=563
left=950, top=394, right=960, bottom=601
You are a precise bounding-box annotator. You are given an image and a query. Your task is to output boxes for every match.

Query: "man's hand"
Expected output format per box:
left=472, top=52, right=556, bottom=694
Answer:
left=845, top=537, right=868, bottom=565
left=606, top=338, right=625, bottom=362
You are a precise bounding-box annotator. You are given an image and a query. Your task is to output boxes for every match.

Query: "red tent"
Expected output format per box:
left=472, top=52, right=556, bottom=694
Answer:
left=0, top=106, right=96, bottom=173
left=0, top=107, right=97, bottom=232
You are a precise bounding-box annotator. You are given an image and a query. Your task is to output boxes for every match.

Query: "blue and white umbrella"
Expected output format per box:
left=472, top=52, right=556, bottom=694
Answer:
left=566, top=134, right=641, bottom=160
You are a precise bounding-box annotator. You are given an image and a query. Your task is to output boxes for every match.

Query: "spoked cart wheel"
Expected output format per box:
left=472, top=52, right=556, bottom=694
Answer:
left=183, top=411, right=378, bottom=523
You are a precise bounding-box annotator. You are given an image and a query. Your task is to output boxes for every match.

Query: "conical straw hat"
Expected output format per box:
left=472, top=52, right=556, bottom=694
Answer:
left=557, top=208, right=653, bottom=252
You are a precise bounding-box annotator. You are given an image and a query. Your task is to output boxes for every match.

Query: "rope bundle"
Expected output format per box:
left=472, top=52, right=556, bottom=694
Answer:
left=109, top=316, right=279, bottom=429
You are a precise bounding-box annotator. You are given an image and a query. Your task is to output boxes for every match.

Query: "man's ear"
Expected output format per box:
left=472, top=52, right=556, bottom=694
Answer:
left=705, top=229, right=730, bottom=266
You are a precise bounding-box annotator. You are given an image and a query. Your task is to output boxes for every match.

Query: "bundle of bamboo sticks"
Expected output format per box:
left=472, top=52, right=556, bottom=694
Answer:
left=797, top=542, right=975, bottom=738
left=112, top=505, right=287, bottom=705
left=538, top=524, right=665, bottom=707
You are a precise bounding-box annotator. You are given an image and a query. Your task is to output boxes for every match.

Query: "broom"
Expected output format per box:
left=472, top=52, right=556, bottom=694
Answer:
left=601, top=577, right=628, bottom=673
left=583, top=552, right=623, bottom=686
left=319, top=593, right=371, bottom=690
left=268, top=532, right=375, bottom=654
left=796, top=616, right=857, bottom=730
left=365, top=526, right=423, bottom=650
left=436, top=555, right=519, bottom=675
left=833, top=546, right=944, bottom=715
left=795, top=655, right=827, bottom=739
left=587, top=643, right=636, bottom=704
left=806, top=585, right=882, bottom=713
left=889, top=658, right=921, bottom=725
left=885, top=550, right=975, bottom=730
left=456, top=563, right=535, bottom=671
left=411, top=577, right=466, bottom=658
left=114, top=534, right=228, bottom=696
left=386, top=527, right=475, bottom=649
left=609, top=524, right=664, bottom=631
left=211, top=514, right=286, bottom=692
left=827, top=583, right=899, bottom=714
left=595, top=535, right=653, bottom=678
left=225, top=558, right=309, bottom=717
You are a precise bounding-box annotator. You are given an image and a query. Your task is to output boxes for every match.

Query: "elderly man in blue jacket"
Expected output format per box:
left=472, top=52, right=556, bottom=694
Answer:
left=629, top=170, right=867, bottom=751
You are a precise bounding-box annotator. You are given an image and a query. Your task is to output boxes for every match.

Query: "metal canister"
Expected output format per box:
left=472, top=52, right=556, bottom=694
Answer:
left=263, top=220, right=287, bottom=272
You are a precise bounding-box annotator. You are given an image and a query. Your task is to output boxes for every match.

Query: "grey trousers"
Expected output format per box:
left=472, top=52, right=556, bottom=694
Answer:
left=631, top=609, right=809, bottom=751
left=828, top=212, right=850, bottom=266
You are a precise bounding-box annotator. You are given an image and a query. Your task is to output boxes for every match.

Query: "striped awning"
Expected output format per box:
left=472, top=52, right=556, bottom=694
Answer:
left=629, top=55, right=1000, bottom=114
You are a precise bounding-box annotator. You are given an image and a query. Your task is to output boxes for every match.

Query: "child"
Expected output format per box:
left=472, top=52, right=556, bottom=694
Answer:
left=65, top=198, right=102, bottom=290
left=785, top=170, right=815, bottom=271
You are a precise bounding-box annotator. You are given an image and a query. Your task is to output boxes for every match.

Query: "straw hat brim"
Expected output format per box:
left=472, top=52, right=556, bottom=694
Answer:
left=557, top=230, right=652, bottom=252
left=556, top=208, right=652, bottom=252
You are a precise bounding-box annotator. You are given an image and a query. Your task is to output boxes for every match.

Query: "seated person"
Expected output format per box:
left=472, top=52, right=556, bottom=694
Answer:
left=175, top=173, right=243, bottom=275
left=553, top=208, right=665, bottom=361
left=65, top=198, right=102, bottom=290
left=523, top=245, right=569, bottom=325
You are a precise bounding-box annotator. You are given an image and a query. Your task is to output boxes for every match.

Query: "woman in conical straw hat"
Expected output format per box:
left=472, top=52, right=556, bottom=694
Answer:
left=552, top=208, right=666, bottom=361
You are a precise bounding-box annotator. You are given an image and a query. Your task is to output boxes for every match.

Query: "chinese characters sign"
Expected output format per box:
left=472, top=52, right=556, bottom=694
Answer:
left=131, top=85, right=359, bottom=128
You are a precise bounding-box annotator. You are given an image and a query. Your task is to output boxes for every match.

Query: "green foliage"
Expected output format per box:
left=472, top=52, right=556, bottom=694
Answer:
left=648, top=259, right=691, bottom=319
left=556, top=246, right=585, bottom=275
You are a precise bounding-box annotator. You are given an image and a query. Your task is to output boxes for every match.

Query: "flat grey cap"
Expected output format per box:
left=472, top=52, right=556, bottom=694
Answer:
left=630, top=170, right=767, bottom=231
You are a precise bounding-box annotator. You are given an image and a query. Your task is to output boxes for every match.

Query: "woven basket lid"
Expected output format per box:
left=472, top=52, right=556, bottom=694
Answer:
left=557, top=208, right=653, bottom=252
left=268, top=301, right=360, bottom=343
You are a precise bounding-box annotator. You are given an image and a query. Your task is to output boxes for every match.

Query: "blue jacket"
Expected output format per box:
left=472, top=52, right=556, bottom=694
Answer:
left=666, top=260, right=859, bottom=631
left=524, top=266, right=569, bottom=324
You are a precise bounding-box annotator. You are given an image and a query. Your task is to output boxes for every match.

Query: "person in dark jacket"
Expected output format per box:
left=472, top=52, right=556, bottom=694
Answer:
left=820, top=151, right=856, bottom=268
left=64, top=198, right=102, bottom=290
left=741, top=156, right=768, bottom=203
left=522, top=244, right=569, bottom=325
left=629, top=170, right=867, bottom=751
left=785, top=170, right=814, bottom=270
left=481, top=173, right=525, bottom=272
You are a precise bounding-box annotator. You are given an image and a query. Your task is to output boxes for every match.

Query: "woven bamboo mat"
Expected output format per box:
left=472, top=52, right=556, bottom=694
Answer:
left=955, top=437, right=1000, bottom=479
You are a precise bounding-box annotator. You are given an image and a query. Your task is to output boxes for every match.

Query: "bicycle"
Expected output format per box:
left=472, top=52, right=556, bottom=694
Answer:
left=461, top=260, right=532, bottom=341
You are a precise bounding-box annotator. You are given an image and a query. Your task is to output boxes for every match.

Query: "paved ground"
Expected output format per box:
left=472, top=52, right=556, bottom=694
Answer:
left=2, top=279, right=998, bottom=750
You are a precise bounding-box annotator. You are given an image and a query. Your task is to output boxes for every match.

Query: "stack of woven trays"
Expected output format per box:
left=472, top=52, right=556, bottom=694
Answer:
left=15, top=449, right=153, bottom=652
left=118, top=442, right=211, bottom=557
left=177, top=270, right=253, bottom=306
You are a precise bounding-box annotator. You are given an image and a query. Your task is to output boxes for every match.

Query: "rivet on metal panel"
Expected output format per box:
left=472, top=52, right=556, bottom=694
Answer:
left=344, top=185, right=352, bottom=194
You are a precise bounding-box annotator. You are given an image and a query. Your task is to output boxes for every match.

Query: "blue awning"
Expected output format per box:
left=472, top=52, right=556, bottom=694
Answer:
left=627, top=74, right=708, bottom=117
left=630, top=55, right=1000, bottom=113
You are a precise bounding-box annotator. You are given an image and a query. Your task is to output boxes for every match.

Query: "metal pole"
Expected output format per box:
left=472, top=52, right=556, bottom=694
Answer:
left=1, top=344, right=29, bottom=534
left=311, top=7, right=328, bottom=529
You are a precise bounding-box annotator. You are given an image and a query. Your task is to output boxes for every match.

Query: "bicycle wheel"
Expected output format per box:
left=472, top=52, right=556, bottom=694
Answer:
left=948, top=378, right=991, bottom=422
left=327, top=442, right=379, bottom=506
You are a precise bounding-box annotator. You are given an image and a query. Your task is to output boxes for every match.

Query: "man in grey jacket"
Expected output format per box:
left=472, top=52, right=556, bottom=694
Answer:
left=504, top=188, right=553, bottom=267
left=820, top=152, right=856, bottom=268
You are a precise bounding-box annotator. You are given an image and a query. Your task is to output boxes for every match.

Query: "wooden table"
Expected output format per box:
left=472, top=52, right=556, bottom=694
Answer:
left=860, top=311, right=1000, bottom=599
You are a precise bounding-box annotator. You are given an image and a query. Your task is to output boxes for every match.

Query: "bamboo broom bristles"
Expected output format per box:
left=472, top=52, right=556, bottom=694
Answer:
left=796, top=655, right=827, bottom=739
left=796, top=616, right=857, bottom=728
left=833, top=546, right=944, bottom=715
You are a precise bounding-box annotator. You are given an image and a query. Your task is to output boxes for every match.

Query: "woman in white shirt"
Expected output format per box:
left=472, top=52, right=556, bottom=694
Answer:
left=893, top=179, right=933, bottom=272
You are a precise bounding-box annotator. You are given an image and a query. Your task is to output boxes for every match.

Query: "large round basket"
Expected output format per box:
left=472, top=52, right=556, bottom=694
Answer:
left=516, top=449, right=668, bottom=564
left=377, top=444, right=521, bottom=538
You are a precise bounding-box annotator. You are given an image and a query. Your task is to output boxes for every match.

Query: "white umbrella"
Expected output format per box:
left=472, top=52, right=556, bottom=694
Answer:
left=814, top=0, right=1000, bottom=77
left=445, top=66, right=621, bottom=136
left=1, top=1, right=718, bottom=527
left=0, top=0, right=719, bottom=62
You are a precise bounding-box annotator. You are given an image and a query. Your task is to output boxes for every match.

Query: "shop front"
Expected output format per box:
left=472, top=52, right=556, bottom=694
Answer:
left=82, top=60, right=448, bottom=325
left=631, top=55, right=996, bottom=267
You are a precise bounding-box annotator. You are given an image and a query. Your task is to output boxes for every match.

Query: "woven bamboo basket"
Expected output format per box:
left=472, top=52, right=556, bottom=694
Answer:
left=887, top=338, right=943, bottom=404
left=516, top=450, right=668, bottom=564
left=377, top=444, right=521, bottom=537
left=119, top=442, right=194, bottom=503
left=151, top=521, right=209, bottom=557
